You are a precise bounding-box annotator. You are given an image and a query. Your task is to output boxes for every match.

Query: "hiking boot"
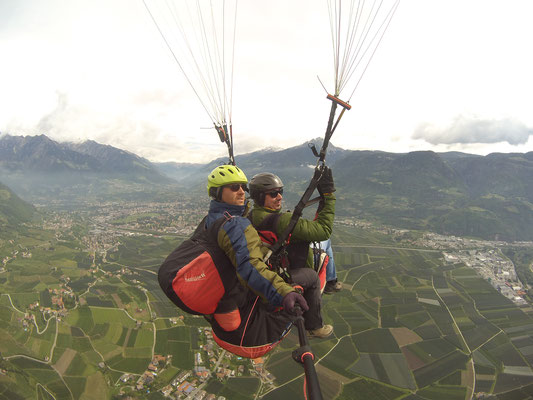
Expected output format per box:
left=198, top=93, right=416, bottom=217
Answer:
left=324, top=280, right=342, bottom=294
left=307, top=324, right=333, bottom=339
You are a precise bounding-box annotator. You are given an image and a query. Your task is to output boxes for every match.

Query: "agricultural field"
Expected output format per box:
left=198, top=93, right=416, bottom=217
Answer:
left=0, top=221, right=194, bottom=399
left=3, top=215, right=533, bottom=399
left=263, top=239, right=533, bottom=399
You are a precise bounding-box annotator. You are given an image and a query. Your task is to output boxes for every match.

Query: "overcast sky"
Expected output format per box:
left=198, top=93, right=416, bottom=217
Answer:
left=1, top=1, right=532, bottom=163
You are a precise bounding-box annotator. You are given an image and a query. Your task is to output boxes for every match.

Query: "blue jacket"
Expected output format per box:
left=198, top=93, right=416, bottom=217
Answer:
left=206, top=200, right=294, bottom=307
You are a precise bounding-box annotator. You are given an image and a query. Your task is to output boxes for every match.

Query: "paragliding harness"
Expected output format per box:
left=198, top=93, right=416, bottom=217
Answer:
left=158, top=213, right=293, bottom=359
left=251, top=212, right=329, bottom=292
left=251, top=212, right=292, bottom=282
left=158, top=215, right=245, bottom=318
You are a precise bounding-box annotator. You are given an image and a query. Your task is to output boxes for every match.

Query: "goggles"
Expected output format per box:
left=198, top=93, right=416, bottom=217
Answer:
left=266, top=188, right=283, bottom=197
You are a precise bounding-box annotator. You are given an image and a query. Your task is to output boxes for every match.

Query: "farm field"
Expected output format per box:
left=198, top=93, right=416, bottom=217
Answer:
left=0, top=223, right=181, bottom=399
left=2, top=219, right=533, bottom=399
left=263, top=240, right=533, bottom=399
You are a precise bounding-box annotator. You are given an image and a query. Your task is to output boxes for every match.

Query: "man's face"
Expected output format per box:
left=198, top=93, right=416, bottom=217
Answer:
left=221, top=183, right=247, bottom=206
left=263, top=188, right=283, bottom=210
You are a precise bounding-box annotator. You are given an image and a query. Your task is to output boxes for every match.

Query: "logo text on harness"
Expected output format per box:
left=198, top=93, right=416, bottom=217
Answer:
left=185, top=272, right=206, bottom=282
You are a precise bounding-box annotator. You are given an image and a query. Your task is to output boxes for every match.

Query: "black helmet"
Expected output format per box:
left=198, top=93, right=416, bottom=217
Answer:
left=249, top=172, right=284, bottom=206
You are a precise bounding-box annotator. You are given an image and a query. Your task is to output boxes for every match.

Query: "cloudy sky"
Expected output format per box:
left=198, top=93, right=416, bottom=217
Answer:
left=1, top=0, right=532, bottom=163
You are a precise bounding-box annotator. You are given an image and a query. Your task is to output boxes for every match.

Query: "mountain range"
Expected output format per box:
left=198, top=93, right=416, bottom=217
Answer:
left=332, top=150, right=533, bottom=241
left=0, top=134, right=173, bottom=204
left=1, top=134, right=532, bottom=241
left=0, top=134, right=170, bottom=180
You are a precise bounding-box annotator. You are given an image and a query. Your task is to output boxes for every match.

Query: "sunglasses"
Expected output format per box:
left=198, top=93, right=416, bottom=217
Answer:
left=266, top=189, right=283, bottom=197
left=226, top=183, right=248, bottom=192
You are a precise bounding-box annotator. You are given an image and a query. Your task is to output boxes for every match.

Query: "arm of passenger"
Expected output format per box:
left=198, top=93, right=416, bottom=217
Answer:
left=218, top=218, right=294, bottom=306
left=278, top=193, right=336, bottom=242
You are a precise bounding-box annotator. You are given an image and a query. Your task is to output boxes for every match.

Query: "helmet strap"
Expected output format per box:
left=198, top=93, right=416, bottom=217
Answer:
left=216, top=187, right=224, bottom=201
left=209, top=186, right=224, bottom=201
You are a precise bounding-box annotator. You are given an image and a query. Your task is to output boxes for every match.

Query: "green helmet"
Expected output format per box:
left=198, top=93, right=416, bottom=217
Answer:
left=207, top=165, right=248, bottom=199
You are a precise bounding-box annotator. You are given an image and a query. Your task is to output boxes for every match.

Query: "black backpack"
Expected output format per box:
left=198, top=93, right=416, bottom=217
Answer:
left=158, top=216, right=245, bottom=316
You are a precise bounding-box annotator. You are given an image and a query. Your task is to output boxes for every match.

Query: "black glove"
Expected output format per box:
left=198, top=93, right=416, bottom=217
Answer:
left=282, top=291, right=309, bottom=314
left=317, top=166, right=335, bottom=195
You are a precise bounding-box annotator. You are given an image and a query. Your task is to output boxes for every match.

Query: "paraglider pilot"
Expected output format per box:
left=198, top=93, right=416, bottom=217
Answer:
left=248, top=169, right=337, bottom=338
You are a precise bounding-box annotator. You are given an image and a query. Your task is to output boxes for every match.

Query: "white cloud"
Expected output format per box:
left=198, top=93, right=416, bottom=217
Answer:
left=1, top=0, right=533, bottom=162
left=412, top=115, right=533, bottom=146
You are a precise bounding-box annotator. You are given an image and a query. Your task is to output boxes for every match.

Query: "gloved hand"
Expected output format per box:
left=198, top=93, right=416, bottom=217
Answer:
left=282, top=291, right=309, bottom=314
left=317, top=166, right=335, bottom=195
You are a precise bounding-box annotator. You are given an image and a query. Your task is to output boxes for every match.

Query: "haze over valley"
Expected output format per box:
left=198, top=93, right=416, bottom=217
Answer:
left=1, top=135, right=533, bottom=399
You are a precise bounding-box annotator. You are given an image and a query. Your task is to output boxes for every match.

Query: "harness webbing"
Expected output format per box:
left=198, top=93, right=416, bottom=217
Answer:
left=267, top=166, right=323, bottom=259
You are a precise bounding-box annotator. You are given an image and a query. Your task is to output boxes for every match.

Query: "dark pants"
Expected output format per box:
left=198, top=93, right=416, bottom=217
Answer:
left=290, top=267, right=323, bottom=330
left=209, top=268, right=323, bottom=351
left=210, top=291, right=293, bottom=349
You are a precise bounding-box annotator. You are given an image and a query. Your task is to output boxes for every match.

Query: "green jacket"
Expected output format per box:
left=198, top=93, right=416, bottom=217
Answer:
left=250, top=193, right=336, bottom=269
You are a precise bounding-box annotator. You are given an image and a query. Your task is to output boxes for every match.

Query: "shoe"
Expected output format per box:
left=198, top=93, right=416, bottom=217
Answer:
left=307, top=324, right=333, bottom=339
left=324, top=280, right=342, bottom=294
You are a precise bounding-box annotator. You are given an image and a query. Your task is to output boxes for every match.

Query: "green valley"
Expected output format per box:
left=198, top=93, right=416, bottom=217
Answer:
left=1, top=197, right=533, bottom=399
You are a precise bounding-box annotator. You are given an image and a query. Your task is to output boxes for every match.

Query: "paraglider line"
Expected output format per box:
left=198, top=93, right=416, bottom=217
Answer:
left=347, top=0, right=400, bottom=101
left=143, top=0, right=217, bottom=123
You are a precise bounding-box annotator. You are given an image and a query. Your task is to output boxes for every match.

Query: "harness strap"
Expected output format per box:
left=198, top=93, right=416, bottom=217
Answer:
left=249, top=212, right=292, bottom=282
left=268, top=167, right=323, bottom=257
left=253, top=213, right=281, bottom=239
